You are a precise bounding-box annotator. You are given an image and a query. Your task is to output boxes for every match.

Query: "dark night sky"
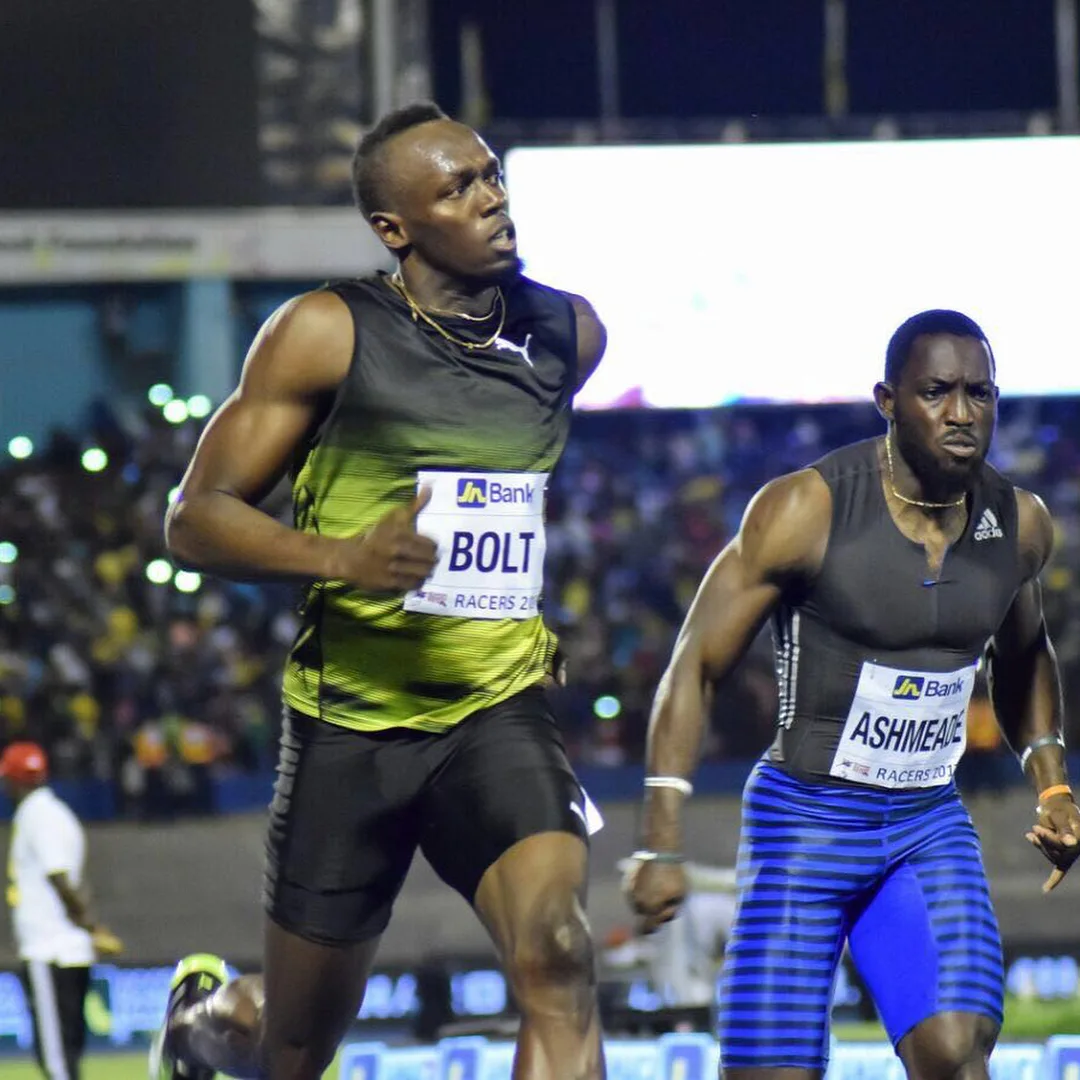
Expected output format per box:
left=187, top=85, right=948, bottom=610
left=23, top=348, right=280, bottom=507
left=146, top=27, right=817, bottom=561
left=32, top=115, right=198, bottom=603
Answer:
left=429, top=0, right=1059, bottom=120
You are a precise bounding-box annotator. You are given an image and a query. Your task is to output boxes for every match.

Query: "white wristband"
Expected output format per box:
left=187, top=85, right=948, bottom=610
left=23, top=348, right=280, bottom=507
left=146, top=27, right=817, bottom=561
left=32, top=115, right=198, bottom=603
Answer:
left=630, top=849, right=686, bottom=864
left=645, top=775, right=693, bottom=797
left=1019, top=734, right=1065, bottom=773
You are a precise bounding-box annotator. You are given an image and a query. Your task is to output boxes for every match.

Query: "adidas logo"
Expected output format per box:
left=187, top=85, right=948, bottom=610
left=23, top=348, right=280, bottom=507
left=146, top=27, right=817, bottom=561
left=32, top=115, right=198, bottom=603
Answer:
left=974, top=508, right=1004, bottom=541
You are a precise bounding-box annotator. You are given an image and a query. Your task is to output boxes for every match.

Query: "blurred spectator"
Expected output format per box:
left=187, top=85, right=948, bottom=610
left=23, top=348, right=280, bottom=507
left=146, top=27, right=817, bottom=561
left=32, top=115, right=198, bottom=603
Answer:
left=1, top=391, right=1079, bottom=813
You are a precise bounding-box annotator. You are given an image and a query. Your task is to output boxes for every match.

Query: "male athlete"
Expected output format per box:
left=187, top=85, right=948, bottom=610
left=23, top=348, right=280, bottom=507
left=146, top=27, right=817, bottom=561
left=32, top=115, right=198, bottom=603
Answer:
left=151, top=103, right=606, bottom=1080
left=627, top=309, right=1080, bottom=1079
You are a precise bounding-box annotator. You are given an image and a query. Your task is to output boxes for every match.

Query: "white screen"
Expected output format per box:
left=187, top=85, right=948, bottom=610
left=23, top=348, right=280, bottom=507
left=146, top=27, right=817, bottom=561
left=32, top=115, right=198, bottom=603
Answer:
left=505, top=137, right=1080, bottom=407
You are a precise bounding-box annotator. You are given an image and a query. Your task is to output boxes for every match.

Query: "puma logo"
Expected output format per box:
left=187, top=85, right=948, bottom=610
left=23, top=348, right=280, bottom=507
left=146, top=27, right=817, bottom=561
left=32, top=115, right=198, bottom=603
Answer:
left=492, top=333, right=534, bottom=366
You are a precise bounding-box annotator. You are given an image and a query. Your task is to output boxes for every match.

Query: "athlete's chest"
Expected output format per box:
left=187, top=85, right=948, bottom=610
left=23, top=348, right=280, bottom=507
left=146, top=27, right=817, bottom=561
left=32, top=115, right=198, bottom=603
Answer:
left=357, top=322, right=570, bottom=431
left=809, top=513, right=1021, bottom=654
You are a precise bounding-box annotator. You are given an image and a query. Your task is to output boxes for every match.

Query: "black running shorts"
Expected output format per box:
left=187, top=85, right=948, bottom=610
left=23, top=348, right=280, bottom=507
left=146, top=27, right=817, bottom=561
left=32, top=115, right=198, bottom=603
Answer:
left=262, top=687, right=590, bottom=945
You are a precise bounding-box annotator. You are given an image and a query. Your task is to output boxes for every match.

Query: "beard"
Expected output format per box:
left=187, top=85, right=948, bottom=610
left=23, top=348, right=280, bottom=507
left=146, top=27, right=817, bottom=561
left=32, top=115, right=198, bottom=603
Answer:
left=892, top=413, right=984, bottom=499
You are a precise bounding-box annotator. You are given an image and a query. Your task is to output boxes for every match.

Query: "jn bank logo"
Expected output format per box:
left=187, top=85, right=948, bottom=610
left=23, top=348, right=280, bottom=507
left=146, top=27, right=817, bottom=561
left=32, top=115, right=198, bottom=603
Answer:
left=456, top=478, right=488, bottom=507
left=892, top=675, right=925, bottom=700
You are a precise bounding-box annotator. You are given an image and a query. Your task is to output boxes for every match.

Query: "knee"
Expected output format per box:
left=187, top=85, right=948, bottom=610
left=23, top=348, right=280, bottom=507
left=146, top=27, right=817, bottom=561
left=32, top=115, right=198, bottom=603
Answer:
left=506, top=901, right=595, bottom=994
left=905, top=1014, right=996, bottom=1079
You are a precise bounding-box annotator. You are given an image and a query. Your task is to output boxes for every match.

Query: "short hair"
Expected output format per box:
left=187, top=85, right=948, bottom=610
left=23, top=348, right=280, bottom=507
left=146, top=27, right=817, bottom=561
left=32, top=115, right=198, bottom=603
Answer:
left=351, top=102, right=449, bottom=218
left=884, top=309, right=994, bottom=385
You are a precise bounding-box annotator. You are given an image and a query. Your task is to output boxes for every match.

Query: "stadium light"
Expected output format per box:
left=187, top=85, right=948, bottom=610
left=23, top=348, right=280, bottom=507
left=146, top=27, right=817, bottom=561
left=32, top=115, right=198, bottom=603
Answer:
left=186, top=395, right=213, bottom=419
left=81, top=448, right=108, bottom=473
left=148, top=383, right=174, bottom=407
left=0, top=542, right=17, bottom=565
left=593, top=695, right=622, bottom=720
left=0, top=585, right=15, bottom=606
left=145, top=559, right=173, bottom=585
left=174, top=570, right=202, bottom=594
left=163, top=399, right=189, bottom=424
left=7, top=436, right=33, bottom=460
left=167, top=486, right=181, bottom=504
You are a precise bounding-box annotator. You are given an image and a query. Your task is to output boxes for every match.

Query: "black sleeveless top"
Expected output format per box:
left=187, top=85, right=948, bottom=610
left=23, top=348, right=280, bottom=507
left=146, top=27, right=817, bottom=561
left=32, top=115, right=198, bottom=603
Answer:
left=766, top=437, right=1024, bottom=787
left=282, top=272, right=578, bottom=732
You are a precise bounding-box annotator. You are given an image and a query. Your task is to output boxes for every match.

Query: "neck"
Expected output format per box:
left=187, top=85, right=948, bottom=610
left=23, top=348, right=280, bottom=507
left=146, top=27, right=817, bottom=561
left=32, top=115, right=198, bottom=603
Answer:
left=395, top=259, right=500, bottom=318
left=882, top=433, right=968, bottom=514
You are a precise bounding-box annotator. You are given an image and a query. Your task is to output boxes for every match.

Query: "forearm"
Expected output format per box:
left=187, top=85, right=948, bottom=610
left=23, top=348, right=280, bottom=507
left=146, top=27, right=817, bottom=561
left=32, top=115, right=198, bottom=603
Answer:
left=640, top=660, right=710, bottom=852
left=166, top=492, right=340, bottom=583
left=989, top=635, right=1069, bottom=792
left=48, top=875, right=94, bottom=930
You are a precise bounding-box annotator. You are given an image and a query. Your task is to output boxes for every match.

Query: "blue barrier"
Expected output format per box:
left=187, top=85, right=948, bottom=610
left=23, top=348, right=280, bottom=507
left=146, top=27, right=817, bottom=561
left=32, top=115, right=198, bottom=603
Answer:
left=338, top=1036, right=1072, bottom=1079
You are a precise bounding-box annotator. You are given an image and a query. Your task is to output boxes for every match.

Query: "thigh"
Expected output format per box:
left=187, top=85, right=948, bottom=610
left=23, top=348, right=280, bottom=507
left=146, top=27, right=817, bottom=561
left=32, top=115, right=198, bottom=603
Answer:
left=851, top=800, right=1003, bottom=1048
left=263, top=707, right=425, bottom=944
left=718, top=767, right=876, bottom=1074
left=418, top=688, right=589, bottom=903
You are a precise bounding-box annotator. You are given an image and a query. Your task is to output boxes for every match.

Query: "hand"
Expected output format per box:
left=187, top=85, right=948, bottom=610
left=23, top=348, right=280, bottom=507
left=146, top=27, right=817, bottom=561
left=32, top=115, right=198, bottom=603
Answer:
left=544, top=646, right=568, bottom=689
left=91, top=926, right=125, bottom=956
left=1025, top=792, right=1080, bottom=893
left=334, top=488, right=438, bottom=593
left=622, top=857, right=688, bottom=935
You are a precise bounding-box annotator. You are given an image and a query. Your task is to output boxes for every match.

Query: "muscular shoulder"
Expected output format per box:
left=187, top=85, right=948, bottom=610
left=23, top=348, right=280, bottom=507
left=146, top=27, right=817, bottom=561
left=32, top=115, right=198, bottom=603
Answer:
left=738, top=468, right=832, bottom=585
left=241, top=289, right=354, bottom=399
left=563, top=291, right=607, bottom=388
left=1014, top=487, right=1055, bottom=579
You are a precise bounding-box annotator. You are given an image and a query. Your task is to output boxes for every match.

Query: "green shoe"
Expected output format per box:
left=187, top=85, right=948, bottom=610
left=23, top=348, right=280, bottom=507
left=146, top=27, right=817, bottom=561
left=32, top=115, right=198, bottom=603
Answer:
left=149, top=954, right=230, bottom=1080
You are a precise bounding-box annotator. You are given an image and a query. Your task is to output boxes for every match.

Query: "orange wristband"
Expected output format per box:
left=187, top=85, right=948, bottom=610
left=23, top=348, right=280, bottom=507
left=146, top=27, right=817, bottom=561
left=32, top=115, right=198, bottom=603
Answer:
left=1038, top=784, right=1073, bottom=805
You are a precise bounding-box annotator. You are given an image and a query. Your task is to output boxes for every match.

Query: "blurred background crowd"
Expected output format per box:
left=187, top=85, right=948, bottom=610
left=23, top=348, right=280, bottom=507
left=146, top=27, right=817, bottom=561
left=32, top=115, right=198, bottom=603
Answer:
left=2, top=386, right=1078, bottom=814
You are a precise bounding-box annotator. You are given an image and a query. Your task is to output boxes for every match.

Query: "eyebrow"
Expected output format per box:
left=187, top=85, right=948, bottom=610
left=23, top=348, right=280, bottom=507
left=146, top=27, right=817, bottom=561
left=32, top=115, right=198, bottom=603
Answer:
left=920, top=376, right=994, bottom=388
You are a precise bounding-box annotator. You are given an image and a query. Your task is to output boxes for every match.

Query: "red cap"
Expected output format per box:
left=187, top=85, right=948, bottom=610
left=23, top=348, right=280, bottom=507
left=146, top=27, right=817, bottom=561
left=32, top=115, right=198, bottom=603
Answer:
left=0, top=742, right=49, bottom=783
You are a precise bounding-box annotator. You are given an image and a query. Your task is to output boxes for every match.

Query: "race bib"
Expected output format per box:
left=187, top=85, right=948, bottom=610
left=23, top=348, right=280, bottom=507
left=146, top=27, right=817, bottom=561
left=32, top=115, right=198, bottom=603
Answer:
left=404, top=470, right=547, bottom=620
left=830, top=661, right=977, bottom=789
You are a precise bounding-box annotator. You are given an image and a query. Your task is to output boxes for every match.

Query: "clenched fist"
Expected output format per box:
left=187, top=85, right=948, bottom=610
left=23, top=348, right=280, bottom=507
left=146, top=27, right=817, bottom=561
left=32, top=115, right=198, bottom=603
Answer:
left=331, top=488, right=439, bottom=594
left=622, top=856, right=688, bottom=935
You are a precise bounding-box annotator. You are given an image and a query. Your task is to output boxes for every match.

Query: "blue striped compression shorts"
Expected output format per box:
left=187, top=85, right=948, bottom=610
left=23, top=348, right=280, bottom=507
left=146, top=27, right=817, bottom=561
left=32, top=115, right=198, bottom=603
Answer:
left=717, top=761, right=1003, bottom=1072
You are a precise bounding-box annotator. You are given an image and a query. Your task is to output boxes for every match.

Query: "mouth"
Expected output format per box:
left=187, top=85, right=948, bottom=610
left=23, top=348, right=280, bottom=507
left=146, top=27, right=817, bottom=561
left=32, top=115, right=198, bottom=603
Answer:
left=941, top=437, right=979, bottom=459
left=489, top=221, right=517, bottom=251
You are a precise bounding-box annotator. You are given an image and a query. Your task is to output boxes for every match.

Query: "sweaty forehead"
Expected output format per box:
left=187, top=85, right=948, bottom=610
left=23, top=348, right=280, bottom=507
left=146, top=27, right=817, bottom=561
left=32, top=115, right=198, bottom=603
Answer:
left=907, top=333, right=994, bottom=382
left=384, top=120, right=495, bottom=184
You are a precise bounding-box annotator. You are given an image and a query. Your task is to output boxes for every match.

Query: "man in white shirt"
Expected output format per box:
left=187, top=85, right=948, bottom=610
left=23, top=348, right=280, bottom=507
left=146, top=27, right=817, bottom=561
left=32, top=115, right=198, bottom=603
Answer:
left=3, top=741, right=121, bottom=1080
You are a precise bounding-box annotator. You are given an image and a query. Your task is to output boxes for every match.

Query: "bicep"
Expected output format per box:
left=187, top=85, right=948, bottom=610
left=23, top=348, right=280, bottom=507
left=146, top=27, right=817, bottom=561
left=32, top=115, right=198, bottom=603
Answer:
left=176, top=293, right=352, bottom=507
left=992, top=579, right=1045, bottom=660
left=675, top=543, right=784, bottom=681
left=670, top=471, right=830, bottom=681
left=177, top=388, right=318, bottom=508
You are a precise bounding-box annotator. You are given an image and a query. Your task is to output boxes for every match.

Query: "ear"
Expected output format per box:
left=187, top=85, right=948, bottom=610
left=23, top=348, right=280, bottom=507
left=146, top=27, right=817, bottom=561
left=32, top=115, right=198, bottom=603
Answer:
left=369, top=211, right=410, bottom=255
left=873, top=380, right=896, bottom=423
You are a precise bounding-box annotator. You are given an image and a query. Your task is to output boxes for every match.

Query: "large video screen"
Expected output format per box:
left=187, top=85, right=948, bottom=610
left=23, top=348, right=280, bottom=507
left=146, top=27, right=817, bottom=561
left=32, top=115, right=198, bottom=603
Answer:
left=505, top=137, right=1080, bottom=408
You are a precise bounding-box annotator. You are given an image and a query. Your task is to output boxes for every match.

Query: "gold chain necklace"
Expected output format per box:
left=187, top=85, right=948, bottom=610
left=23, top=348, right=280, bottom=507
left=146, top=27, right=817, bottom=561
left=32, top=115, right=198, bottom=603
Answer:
left=884, top=435, right=966, bottom=510
left=390, top=272, right=506, bottom=351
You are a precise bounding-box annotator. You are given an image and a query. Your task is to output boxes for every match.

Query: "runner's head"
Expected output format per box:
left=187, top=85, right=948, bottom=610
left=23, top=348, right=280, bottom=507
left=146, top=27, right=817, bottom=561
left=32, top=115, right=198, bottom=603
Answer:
left=352, top=103, right=520, bottom=285
left=874, top=310, right=998, bottom=490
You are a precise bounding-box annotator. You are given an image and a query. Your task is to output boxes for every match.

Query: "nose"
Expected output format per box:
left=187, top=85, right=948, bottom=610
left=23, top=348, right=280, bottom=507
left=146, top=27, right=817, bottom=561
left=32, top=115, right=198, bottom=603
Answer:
left=945, top=388, right=974, bottom=426
left=480, top=179, right=507, bottom=216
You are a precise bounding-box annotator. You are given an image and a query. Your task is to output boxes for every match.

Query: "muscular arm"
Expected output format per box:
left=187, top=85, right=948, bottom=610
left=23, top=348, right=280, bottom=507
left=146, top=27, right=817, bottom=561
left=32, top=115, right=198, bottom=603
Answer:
left=566, top=293, right=607, bottom=392
left=986, top=489, right=1067, bottom=794
left=640, top=469, right=832, bottom=853
left=165, top=291, right=353, bottom=582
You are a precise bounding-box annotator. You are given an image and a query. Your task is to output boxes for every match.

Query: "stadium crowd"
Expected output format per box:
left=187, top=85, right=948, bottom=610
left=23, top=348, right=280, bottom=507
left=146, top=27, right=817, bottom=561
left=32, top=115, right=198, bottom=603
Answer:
left=1, top=392, right=1078, bottom=815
